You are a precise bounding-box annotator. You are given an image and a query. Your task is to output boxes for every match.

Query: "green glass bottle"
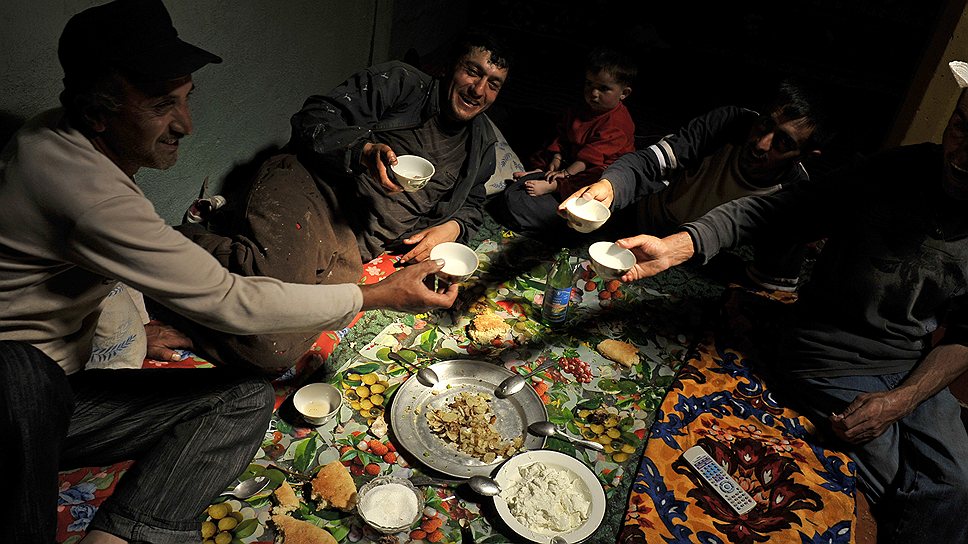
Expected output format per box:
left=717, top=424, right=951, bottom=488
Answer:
left=541, top=249, right=576, bottom=324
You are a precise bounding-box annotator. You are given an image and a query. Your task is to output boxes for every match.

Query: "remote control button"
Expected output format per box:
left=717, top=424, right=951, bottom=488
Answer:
left=719, top=481, right=735, bottom=493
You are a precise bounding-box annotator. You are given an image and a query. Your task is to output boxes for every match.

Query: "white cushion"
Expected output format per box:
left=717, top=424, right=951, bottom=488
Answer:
left=484, top=116, right=524, bottom=196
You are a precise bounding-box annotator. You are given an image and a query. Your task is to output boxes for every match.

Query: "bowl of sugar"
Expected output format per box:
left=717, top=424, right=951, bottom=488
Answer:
left=357, top=476, right=425, bottom=533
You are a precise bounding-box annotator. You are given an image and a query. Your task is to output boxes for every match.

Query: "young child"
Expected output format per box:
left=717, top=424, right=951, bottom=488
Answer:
left=516, top=48, right=637, bottom=198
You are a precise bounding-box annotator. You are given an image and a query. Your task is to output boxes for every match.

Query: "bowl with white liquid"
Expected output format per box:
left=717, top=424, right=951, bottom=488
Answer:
left=429, top=242, right=479, bottom=283
left=588, top=241, right=635, bottom=280
left=292, top=383, right=343, bottom=426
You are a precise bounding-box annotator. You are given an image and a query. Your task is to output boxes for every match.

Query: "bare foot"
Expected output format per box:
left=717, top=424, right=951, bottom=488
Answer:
left=525, top=179, right=558, bottom=196
left=80, top=530, right=127, bottom=544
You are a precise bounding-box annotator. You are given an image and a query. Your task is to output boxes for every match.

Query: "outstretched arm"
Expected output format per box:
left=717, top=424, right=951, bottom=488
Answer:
left=360, top=259, right=458, bottom=312
left=615, top=232, right=696, bottom=282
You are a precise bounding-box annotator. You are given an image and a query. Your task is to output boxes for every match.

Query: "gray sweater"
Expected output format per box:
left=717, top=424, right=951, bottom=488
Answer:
left=0, top=109, right=363, bottom=373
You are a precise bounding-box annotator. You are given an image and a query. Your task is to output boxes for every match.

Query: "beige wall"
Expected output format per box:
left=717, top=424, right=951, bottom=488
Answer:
left=888, top=0, right=968, bottom=147
left=0, top=1, right=395, bottom=223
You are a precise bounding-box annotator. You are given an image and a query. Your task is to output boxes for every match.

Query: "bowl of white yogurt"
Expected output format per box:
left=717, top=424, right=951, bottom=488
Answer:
left=492, top=450, right=606, bottom=543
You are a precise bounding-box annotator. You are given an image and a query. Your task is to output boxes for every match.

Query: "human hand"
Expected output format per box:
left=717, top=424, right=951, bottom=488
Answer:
left=144, top=321, right=194, bottom=362
left=546, top=170, right=570, bottom=183
left=400, top=221, right=461, bottom=263
left=360, top=259, right=459, bottom=312
left=361, top=142, right=403, bottom=192
left=616, top=232, right=695, bottom=282
left=557, top=179, right=614, bottom=218
left=829, top=390, right=912, bottom=444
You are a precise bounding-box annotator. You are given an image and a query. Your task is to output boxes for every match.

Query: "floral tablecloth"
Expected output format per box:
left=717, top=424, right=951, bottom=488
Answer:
left=55, top=226, right=727, bottom=543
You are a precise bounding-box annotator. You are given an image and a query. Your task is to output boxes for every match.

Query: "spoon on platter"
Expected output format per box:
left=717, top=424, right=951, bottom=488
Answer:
left=387, top=351, right=439, bottom=387
left=219, top=475, right=271, bottom=499
left=528, top=421, right=605, bottom=452
left=466, top=475, right=502, bottom=497
left=495, top=358, right=558, bottom=398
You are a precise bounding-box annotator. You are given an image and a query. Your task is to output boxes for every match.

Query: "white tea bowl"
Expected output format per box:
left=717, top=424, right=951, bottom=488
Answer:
left=292, top=383, right=343, bottom=425
left=429, top=242, right=479, bottom=283
left=564, top=197, right=611, bottom=233
left=588, top=241, right=635, bottom=280
left=391, top=155, right=435, bottom=192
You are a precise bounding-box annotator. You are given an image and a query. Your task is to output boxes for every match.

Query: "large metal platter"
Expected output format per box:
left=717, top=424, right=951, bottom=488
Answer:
left=389, top=359, right=548, bottom=478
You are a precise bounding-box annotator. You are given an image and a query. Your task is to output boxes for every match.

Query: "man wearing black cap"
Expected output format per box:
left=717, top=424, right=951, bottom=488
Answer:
left=0, top=1, right=458, bottom=542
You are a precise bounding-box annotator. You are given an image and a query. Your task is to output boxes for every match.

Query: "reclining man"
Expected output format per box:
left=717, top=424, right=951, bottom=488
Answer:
left=177, top=31, right=511, bottom=371
left=515, top=79, right=833, bottom=290
left=611, top=75, right=968, bottom=542
left=0, top=2, right=457, bottom=542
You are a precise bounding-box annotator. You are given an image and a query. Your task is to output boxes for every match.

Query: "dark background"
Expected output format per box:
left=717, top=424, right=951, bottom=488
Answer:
left=411, top=0, right=948, bottom=177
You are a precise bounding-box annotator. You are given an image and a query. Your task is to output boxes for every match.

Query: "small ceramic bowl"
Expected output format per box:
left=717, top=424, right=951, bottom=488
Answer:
left=429, top=242, right=479, bottom=283
left=292, top=383, right=343, bottom=426
left=391, top=155, right=435, bottom=192
left=357, top=477, right=425, bottom=533
left=588, top=241, right=635, bottom=280
left=564, top=197, right=611, bottom=233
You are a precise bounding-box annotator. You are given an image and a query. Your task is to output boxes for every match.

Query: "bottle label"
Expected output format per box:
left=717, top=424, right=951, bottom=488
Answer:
left=543, top=287, right=572, bottom=322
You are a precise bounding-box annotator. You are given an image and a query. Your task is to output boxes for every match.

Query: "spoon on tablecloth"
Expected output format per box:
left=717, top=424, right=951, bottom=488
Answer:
left=495, top=358, right=558, bottom=398
left=388, top=351, right=439, bottom=387
left=219, top=475, right=270, bottom=499
left=528, top=421, right=605, bottom=452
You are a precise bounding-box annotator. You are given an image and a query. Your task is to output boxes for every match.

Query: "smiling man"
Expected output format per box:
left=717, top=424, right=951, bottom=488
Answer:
left=289, top=31, right=511, bottom=263
left=171, top=32, right=511, bottom=372
left=0, top=1, right=458, bottom=542
left=608, top=79, right=968, bottom=543
left=543, top=79, right=834, bottom=290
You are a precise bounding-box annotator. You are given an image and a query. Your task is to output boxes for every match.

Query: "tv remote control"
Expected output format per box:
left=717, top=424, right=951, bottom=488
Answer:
left=682, top=445, right=756, bottom=515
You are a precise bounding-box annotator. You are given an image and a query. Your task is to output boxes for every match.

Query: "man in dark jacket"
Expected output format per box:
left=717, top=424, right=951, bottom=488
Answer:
left=290, top=31, right=510, bottom=263
left=174, top=32, right=509, bottom=371
left=612, top=81, right=968, bottom=543
left=508, top=80, right=831, bottom=289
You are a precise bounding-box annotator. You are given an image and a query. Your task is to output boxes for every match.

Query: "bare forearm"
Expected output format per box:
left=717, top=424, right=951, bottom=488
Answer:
left=895, top=343, right=968, bottom=409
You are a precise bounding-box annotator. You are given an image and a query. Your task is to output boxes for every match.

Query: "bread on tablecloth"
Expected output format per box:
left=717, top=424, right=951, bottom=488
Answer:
left=468, top=311, right=510, bottom=343
left=597, top=339, right=640, bottom=368
left=310, top=460, right=357, bottom=511
left=271, top=480, right=300, bottom=515
left=270, top=513, right=337, bottom=544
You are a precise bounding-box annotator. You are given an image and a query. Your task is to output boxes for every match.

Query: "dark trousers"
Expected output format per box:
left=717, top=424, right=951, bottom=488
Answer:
left=0, top=340, right=274, bottom=543
left=169, top=153, right=363, bottom=374
left=788, top=372, right=968, bottom=543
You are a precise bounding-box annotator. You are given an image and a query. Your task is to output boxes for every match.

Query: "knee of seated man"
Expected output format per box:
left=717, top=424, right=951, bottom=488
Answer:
left=0, top=341, right=74, bottom=422
left=217, top=332, right=318, bottom=377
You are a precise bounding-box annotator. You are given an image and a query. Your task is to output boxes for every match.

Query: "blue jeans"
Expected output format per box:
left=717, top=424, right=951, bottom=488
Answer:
left=786, top=371, right=968, bottom=543
left=0, top=340, right=274, bottom=543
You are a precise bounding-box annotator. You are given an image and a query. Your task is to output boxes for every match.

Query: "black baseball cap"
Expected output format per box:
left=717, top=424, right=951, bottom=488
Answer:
left=58, top=0, right=222, bottom=82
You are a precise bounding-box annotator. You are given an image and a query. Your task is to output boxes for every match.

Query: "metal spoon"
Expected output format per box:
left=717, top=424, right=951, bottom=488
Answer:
left=219, top=475, right=270, bottom=499
left=388, top=351, right=439, bottom=387
left=495, top=358, right=558, bottom=398
left=551, top=537, right=567, bottom=544
left=467, top=475, right=502, bottom=497
left=528, top=421, right=605, bottom=452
